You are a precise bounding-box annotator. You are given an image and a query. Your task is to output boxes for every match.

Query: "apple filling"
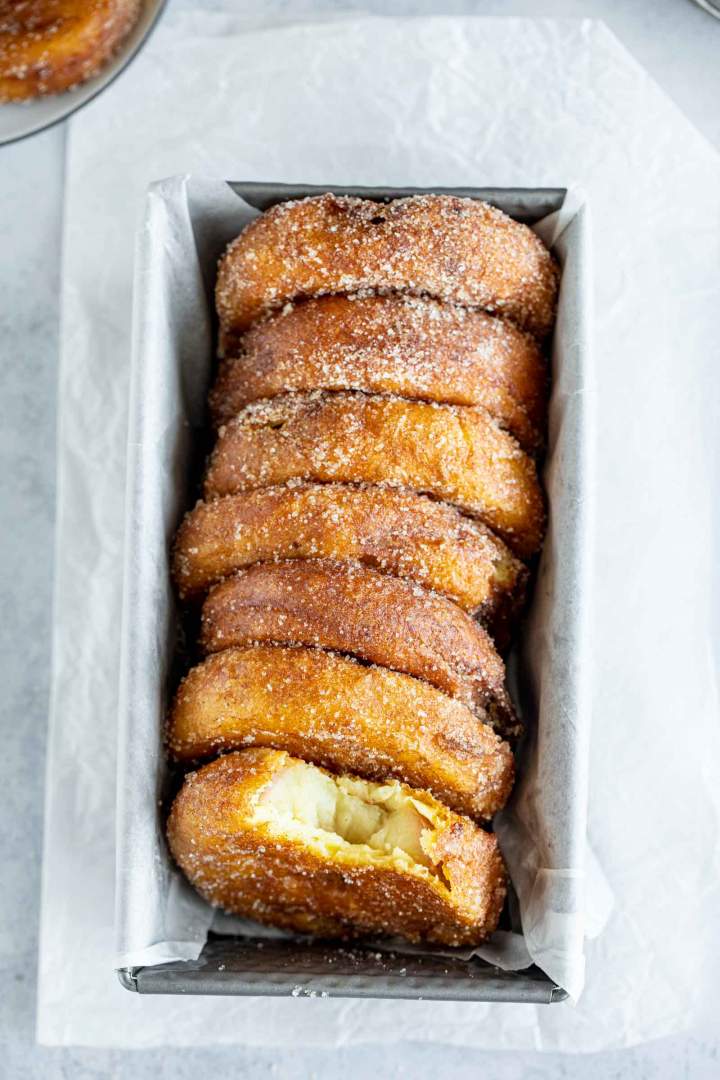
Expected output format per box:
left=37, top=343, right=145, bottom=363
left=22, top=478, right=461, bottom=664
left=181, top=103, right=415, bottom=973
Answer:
left=255, top=760, right=437, bottom=871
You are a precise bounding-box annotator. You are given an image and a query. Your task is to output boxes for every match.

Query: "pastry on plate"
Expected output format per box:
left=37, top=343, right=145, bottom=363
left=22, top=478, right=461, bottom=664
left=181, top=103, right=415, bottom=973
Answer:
left=210, top=294, right=546, bottom=451
left=0, top=0, right=141, bottom=102
left=199, top=559, right=521, bottom=738
left=172, top=482, right=527, bottom=627
left=204, top=391, right=544, bottom=558
left=215, top=193, right=559, bottom=346
left=167, top=748, right=508, bottom=946
left=166, top=644, right=515, bottom=820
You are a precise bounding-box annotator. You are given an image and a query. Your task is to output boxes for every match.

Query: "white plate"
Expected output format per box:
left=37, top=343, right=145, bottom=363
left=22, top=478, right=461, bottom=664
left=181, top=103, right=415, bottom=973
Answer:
left=0, top=0, right=166, bottom=146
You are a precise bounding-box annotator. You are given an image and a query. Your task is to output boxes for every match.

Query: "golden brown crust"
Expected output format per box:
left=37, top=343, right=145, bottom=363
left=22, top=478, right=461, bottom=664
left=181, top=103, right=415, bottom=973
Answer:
left=210, top=294, right=547, bottom=450
left=172, top=482, right=527, bottom=631
left=167, top=749, right=507, bottom=946
left=166, top=644, right=515, bottom=820
left=215, top=193, right=559, bottom=343
left=0, top=0, right=141, bottom=101
left=204, top=392, right=544, bottom=558
left=200, top=559, right=520, bottom=738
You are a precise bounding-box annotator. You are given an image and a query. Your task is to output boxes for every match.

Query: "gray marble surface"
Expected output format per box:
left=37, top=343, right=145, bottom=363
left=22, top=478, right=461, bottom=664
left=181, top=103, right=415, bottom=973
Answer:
left=1, top=1, right=719, bottom=1076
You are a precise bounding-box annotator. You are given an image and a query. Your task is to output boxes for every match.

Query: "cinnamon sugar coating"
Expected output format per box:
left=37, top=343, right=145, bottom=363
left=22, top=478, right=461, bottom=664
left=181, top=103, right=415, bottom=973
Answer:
left=167, top=749, right=508, bottom=947
left=0, top=0, right=141, bottom=101
left=200, top=559, right=521, bottom=739
left=210, top=294, right=546, bottom=450
left=215, top=193, right=559, bottom=344
left=166, top=644, right=515, bottom=820
left=204, top=391, right=544, bottom=558
left=172, top=482, right=527, bottom=631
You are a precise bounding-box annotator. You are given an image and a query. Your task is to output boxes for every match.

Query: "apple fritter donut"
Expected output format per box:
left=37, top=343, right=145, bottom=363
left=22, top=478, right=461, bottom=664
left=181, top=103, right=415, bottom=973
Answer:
left=166, top=644, right=515, bottom=820
left=210, top=294, right=547, bottom=450
left=204, top=392, right=544, bottom=558
left=200, top=559, right=520, bottom=738
left=215, top=193, right=559, bottom=344
left=172, top=482, right=527, bottom=628
left=167, top=748, right=507, bottom=946
left=0, top=0, right=141, bottom=102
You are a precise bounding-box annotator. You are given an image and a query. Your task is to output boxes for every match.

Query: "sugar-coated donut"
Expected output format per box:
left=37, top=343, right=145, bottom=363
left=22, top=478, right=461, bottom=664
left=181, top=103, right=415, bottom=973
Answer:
left=204, top=392, right=544, bottom=558
left=166, top=644, right=515, bottom=820
left=215, top=193, right=559, bottom=344
left=167, top=748, right=508, bottom=946
left=172, top=482, right=527, bottom=632
left=0, top=0, right=141, bottom=101
left=199, top=559, right=521, bottom=739
left=210, top=294, right=546, bottom=450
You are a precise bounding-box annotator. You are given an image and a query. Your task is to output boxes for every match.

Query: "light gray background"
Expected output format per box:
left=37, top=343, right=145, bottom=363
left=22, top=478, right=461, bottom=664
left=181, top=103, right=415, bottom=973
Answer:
left=1, top=1, right=718, bottom=1076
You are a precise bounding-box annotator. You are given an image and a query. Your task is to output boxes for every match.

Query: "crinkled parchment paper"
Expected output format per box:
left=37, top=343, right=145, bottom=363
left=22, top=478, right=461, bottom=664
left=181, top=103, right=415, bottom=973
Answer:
left=38, top=12, right=720, bottom=1050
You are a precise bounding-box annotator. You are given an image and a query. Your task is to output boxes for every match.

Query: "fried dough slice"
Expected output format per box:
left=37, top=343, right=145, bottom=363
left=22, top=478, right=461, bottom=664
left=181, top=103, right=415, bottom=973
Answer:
left=210, top=294, right=546, bottom=450
left=200, top=559, right=521, bottom=738
left=167, top=748, right=507, bottom=946
left=215, top=193, right=558, bottom=343
left=0, top=0, right=141, bottom=101
left=172, top=483, right=527, bottom=631
left=167, top=644, right=515, bottom=820
left=204, top=392, right=544, bottom=558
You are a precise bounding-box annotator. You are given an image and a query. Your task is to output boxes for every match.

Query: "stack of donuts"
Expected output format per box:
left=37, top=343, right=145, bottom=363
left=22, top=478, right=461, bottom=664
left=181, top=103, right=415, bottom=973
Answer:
left=166, top=193, right=558, bottom=948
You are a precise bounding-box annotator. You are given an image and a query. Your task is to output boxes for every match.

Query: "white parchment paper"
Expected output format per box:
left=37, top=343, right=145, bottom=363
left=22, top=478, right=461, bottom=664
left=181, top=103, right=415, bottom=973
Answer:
left=38, top=12, right=720, bottom=1050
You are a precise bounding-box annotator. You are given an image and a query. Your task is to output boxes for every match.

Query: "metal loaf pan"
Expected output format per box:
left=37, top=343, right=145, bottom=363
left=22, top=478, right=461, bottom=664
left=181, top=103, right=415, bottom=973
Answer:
left=116, top=182, right=589, bottom=1003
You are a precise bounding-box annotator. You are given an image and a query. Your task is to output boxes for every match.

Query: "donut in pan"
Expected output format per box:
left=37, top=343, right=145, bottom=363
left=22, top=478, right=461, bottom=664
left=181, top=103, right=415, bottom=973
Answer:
left=166, top=644, right=515, bottom=820
left=167, top=748, right=507, bottom=946
left=172, top=482, right=527, bottom=629
left=209, top=294, right=547, bottom=451
left=0, top=0, right=141, bottom=101
left=204, top=391, right=544, bottom=558
left=199, top=559, right=521, bottom=739
left=215, top=193, right=559, bottom=345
